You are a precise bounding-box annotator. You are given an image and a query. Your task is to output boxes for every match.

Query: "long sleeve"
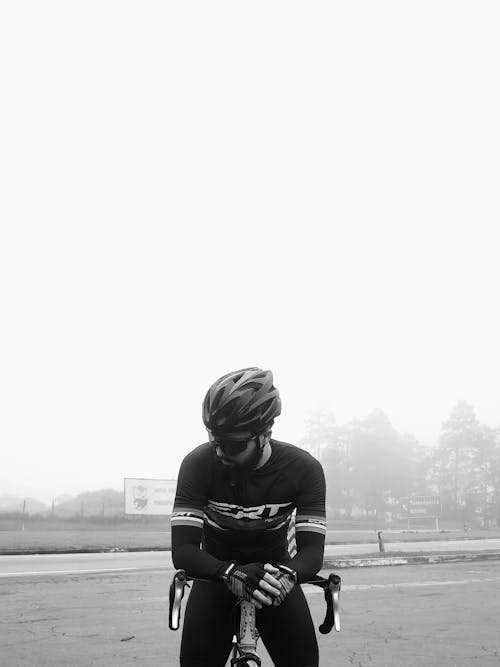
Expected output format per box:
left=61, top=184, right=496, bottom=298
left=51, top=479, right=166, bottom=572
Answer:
left=286, top=530, right=325, bottom=583
left=170, top=448, right=229, bottom=580
left=171, top=524, right=229, bottom=580
left=286, top=454, right=326, bottom=582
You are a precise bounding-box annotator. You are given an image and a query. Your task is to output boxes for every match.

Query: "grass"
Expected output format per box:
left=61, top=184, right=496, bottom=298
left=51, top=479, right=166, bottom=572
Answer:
left=0, top=530, right=170, bottom=554
left=1, top=522, right=500, bottom=555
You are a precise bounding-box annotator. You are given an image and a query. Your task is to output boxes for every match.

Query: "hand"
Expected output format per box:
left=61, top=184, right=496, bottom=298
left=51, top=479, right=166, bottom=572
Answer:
left=268, top=564, right=297, bottom=607
left=222, top=562, right=282, bottom=609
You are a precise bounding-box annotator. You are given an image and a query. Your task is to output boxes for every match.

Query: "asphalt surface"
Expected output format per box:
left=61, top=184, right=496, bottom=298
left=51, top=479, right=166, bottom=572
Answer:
left=2, top=557, right=500, bottom=666
left=2, top=539, right=500, bottom=666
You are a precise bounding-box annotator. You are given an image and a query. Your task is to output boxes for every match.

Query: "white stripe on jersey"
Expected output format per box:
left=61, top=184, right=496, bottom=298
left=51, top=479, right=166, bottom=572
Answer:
left=170, top=515, right=204, bottom=528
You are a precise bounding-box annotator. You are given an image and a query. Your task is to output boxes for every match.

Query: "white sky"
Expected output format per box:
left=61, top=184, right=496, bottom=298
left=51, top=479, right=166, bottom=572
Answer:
left=1, top=2, right=499, bottom=503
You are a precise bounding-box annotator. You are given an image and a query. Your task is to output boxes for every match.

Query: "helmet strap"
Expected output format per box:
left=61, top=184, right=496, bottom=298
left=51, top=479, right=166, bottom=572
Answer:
left=258, top=431, right=271, bottom=451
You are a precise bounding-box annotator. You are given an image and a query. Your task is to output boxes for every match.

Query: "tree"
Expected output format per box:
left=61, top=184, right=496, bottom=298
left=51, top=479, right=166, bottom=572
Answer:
left=300, top=408, right=429, bottom=520
left=467, top=425, right=498, bottom=526
left=320, top=423, right=356, bottom=517
left=490, top=428, right=500, bottom=523
left=435, top=401, right=482, bottom=517
left=348, top=410, right=419, bottom=519
left=298, top=408, right=349, bottom=514
left=298, top=408, right=337, bottom=462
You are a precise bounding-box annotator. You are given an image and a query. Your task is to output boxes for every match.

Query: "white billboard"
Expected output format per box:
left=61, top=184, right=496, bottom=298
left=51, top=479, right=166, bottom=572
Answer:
left=124, top=478, right=177, bottom=515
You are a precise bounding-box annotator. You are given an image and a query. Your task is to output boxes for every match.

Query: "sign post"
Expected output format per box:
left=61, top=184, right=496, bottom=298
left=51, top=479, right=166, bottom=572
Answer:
left=400, top=495, right=441, bottom=531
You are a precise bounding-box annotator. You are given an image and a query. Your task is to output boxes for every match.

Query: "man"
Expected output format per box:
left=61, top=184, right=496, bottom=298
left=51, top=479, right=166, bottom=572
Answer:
left=171, top=367, right=327, bottom=666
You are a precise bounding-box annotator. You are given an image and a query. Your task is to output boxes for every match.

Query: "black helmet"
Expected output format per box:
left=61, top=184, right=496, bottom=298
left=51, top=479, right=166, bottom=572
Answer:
left=202, top=367, right=281, bottom=441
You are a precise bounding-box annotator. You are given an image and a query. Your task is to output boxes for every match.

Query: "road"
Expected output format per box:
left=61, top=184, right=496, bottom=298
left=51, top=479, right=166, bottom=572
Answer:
left=0, top=551, right=168, bottom=577
left=2, top=538, right=500, bottom=578
left=1, top=556, right=499, bottom=666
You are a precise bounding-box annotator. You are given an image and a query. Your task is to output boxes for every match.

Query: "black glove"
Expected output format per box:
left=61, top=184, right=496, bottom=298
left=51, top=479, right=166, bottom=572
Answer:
left=271, top=564, right=297, bottom=606
left=222, top=562, right=278, bottom=603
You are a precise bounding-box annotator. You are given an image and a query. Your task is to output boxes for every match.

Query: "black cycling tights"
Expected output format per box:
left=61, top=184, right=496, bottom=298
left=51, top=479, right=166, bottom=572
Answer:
left=179, top=580, right=319, bottom=667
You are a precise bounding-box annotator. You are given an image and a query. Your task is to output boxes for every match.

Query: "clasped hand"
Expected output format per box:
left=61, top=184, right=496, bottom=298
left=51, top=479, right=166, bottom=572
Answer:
left=253, top=563, right=282, bottom=608
left=224, top=562, right=295, bottom=609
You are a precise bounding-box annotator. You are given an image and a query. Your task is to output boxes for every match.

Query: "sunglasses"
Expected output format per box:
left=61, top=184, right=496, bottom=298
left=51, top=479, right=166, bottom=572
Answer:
left=211, top=437, right=255, bottom=456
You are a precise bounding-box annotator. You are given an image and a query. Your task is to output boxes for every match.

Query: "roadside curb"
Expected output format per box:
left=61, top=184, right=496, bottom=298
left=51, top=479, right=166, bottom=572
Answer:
left=3, top=548, right=500, bottom=568
left=323, top=551, right=500, bottom=568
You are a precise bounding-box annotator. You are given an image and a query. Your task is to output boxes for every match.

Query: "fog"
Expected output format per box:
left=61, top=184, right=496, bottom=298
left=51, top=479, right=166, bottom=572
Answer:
left=1, top=2, right=498, bottom=505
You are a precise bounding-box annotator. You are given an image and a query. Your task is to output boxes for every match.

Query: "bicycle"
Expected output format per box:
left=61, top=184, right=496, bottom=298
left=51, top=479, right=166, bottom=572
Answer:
left=169, top=569, right=341, bottom=667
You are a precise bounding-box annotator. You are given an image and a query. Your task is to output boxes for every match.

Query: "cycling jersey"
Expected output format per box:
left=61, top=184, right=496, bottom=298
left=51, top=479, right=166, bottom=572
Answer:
left=171, top=439, right=326, bottom=577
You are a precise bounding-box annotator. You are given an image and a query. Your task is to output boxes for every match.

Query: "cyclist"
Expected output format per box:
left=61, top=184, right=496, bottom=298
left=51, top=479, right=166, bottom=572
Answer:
left=171, top=367, right=327, bottom=667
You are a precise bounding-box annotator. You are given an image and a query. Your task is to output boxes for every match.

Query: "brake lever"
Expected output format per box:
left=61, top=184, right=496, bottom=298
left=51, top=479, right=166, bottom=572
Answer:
left=169, top=569, right=190, bottom=630
left=311, top=573, right=341, bottom=634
